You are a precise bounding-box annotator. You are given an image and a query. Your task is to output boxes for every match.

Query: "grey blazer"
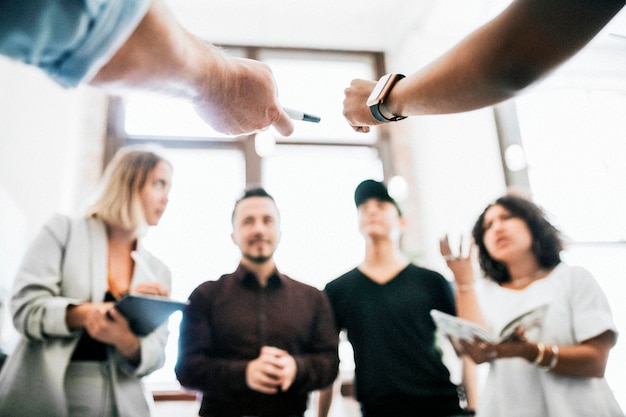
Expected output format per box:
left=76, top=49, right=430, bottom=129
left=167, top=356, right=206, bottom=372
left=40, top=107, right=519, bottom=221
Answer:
left=0, top=214, right=171, bottom=417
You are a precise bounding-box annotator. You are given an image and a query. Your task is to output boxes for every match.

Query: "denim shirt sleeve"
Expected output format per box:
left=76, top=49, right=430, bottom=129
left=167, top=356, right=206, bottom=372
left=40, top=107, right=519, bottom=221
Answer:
left=0, top=0, right=150, bottom=87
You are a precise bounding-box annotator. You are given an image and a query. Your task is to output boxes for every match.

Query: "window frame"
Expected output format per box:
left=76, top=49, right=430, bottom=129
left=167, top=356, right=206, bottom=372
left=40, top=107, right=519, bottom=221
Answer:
left=104, top=46, right=394, bottom=399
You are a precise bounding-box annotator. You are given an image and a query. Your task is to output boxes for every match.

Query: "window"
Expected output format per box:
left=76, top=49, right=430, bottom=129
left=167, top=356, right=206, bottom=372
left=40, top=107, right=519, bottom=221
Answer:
left=517, top=90, right=626, bottom=242
left=110, top=47, right=385, bottom=391
left=258, top=50, right=377, bottom=144
left=511, top=88, right=626, bottom=408
left=263, top=144, right=383, bottom=288
left=140, top=147, right=245, bottom=388
left=124, top=93, right=233, bottom=140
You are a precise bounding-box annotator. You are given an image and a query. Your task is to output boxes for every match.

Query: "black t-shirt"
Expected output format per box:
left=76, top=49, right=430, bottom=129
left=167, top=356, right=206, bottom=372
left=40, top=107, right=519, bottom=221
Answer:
left=325, top=264, right=462, bottom=416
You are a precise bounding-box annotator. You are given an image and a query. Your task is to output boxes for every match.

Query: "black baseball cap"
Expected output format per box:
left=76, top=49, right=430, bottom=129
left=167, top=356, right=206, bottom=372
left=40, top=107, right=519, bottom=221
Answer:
left=354, top=179, right=402, bottom=215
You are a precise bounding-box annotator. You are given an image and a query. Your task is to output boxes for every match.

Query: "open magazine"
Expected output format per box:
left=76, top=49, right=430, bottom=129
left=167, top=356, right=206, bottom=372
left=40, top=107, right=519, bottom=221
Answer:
left=115, top=294, right=189, bottom=336
left=430, top=304, right=548, bottom=344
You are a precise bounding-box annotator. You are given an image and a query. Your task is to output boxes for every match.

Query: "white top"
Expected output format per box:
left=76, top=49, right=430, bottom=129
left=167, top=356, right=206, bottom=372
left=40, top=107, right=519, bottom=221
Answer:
left=475, top=263, right=622, bottom=417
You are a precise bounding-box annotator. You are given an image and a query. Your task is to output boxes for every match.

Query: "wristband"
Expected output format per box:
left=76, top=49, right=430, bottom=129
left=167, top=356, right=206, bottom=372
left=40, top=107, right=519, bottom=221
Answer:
left=544, top=345, right=559, bottom=371
left=366, top=73, right=408, bottom=123
left=533, top=342, right=545, bottom=365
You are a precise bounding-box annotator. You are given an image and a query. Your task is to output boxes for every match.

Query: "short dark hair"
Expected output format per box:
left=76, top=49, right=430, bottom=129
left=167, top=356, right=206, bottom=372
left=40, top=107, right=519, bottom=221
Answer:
left=471, top=193, right=563, bottom=284
left=231, top=187, right=277, bottom=222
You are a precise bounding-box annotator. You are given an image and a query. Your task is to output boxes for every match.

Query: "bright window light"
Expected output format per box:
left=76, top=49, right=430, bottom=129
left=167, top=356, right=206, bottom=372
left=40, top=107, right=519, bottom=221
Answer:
left=141, top=147, right=245, bottom=389
left=123, top=93, right=234, bottom=139
left=517, top=89, right=626, bottom=242
left=516, top=88, right=626, bottom=409
left=260, top=51, right=377, bottom=144
left=124, top=49, right=385, bottom=391
left=263, top=144, right=383, bottom=288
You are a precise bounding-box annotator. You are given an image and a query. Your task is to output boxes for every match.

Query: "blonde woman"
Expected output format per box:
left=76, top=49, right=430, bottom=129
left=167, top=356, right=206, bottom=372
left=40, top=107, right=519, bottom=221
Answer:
left=0, top=146, right=173, bottom=417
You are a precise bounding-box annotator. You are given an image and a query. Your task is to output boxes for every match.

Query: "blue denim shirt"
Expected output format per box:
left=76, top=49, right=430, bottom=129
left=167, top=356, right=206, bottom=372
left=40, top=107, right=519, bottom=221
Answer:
left=0, top=0, right=149, bottom=87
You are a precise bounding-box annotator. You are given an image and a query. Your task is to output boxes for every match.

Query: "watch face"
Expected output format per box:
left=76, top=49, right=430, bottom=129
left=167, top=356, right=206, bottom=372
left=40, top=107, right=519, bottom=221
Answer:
left=367, top=73, right=394, bottom=107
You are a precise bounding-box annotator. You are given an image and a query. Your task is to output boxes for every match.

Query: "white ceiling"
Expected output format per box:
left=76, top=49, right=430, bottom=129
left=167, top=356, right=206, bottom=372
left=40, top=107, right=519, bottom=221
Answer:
left=164, top=0, right=512, bottom=51
left=166, top=0, right=626, bottom=51
left=164, top=0, right=626, bottom=88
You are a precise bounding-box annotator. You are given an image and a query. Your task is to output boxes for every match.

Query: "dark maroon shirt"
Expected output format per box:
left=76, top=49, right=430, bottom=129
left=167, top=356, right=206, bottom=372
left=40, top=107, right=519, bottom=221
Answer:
left=176, top=264, right=339, bottom=417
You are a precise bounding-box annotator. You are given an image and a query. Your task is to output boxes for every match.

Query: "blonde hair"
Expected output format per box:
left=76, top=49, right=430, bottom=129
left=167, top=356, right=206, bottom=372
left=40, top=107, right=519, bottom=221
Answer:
left=87, top=145, right=171, bottom=231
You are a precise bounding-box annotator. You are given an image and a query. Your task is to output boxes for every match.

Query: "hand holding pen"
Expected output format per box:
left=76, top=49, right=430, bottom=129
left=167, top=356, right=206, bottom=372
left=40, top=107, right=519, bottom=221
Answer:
left=283, top=107, right=321, bottom=123
left=130, top=251, right=169, bottom=296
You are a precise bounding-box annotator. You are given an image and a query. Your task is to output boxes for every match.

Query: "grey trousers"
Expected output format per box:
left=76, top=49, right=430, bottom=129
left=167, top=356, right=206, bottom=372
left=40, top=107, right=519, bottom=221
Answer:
left=65, top=361, right=117, bottom=417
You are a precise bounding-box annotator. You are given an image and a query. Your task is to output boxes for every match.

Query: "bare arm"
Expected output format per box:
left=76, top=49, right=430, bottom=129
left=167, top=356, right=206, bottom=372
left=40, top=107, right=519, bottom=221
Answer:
left=440, top=236, right=485, bottom=326
left=461, top=356, right=479, bottom=411
left=548, top=331, right=616, bottom=378
left=91, top=0, right=293, bottom=136
left=317, top=385, right=334, bottom=417
left=344, top=0, right=625, bottom=130
left=464, top=330, right=617, bottom=378
left=440, top=236, right=481, bottom=410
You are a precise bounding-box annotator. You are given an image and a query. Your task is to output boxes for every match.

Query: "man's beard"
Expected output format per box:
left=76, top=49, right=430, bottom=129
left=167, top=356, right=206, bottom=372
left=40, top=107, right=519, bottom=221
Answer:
left=243, top=252, right=272, bottom=264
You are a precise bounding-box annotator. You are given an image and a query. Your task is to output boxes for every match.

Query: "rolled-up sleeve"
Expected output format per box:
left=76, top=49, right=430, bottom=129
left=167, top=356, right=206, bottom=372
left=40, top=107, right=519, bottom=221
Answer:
left=0, top=0, right=150, bottom=87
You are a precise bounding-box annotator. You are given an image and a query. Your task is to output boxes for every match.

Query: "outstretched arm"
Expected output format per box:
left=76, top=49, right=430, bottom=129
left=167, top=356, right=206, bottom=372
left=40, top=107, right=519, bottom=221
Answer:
left=344, top=0, right=625, bottom=131
left=91, top=0, right=293, bottom=136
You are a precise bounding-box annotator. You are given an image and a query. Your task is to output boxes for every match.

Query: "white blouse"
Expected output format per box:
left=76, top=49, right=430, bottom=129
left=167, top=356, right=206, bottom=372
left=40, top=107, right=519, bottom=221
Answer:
left=475, top=263, right=622, bottom=417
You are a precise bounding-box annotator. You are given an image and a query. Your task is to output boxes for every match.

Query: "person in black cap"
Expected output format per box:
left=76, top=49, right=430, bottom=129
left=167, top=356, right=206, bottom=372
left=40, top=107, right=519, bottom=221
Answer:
left=318, top=179, right=474, bottom=417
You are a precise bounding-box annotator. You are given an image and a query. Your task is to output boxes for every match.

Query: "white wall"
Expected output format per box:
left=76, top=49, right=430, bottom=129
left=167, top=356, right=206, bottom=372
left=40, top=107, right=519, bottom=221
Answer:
left=403, top=110, right=506, bottom=271
left=385, top=24, right=507, bottom=273
left=0, top=57, right=107, bottom=350
left=0, top=57, right=107, bottom=239
left=377, top=7, right=626, bottom=272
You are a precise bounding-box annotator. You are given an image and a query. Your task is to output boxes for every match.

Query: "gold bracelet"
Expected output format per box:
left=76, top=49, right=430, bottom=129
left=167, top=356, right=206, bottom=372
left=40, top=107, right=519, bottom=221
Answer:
left=548, top=345, right=559, bottom=369
left=539, top=344, right=559, bottom=371
left=533, top=342, right=545, bottom=365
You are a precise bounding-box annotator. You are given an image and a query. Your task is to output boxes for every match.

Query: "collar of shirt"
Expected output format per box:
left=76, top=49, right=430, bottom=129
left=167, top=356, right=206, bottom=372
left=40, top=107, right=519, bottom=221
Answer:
left=234, top=263, right=284, bottom=290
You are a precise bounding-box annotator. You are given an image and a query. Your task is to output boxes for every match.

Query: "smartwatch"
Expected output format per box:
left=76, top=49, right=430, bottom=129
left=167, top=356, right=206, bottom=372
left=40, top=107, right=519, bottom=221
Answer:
left=366, top=73, right=407, bottom=123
